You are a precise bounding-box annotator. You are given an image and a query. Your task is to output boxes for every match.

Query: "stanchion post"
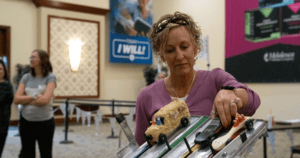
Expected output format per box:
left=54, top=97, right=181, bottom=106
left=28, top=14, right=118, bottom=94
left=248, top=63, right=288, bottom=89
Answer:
left=60, top=98, right=73, bottom=144
left=108, top=99, right=118, bottom=138
left=263, top=136, right=267, bottom=158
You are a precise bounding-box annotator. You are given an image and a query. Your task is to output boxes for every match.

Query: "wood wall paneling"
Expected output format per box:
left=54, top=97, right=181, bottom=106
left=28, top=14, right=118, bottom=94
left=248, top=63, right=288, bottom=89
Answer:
left=48, top=15, right=100, bottom=99
left=0, top=26, right=11, bottom=79
left=32, top=0, right=110, bottom=15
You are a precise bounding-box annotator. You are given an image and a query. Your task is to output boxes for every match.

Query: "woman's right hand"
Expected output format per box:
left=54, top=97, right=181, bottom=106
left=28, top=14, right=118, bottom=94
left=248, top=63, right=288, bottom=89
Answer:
left=211, top=89, right=243, bottom=128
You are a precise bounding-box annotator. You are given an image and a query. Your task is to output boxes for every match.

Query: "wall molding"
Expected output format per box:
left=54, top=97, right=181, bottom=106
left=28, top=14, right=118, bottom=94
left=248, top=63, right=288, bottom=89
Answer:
left=32, top=0, right=110, bottom=15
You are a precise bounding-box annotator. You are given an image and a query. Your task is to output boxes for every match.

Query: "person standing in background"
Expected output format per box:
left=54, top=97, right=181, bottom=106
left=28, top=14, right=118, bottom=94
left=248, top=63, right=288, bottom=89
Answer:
left=0, top=59, right=14, bottom=157
left=12, top=64, right=31, bottom=137
left=14, top=50, right=56, bottom=158
left=155, top=66, right=168, bottom=81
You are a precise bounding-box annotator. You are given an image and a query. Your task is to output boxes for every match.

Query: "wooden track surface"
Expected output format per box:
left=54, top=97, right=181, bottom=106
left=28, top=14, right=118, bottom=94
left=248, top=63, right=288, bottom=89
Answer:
left=181, top=144, right=201, bottom=158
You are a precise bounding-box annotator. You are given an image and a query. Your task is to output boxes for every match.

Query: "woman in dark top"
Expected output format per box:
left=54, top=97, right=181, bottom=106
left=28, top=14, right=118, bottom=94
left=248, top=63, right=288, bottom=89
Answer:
left=0, top=59, right=14, bottom=157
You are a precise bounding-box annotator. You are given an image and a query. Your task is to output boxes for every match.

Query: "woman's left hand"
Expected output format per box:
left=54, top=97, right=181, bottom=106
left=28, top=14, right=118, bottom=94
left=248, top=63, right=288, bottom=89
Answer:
left=37, top=94, right=43, bottom=99
left=211, top=89, right=243, bottom=128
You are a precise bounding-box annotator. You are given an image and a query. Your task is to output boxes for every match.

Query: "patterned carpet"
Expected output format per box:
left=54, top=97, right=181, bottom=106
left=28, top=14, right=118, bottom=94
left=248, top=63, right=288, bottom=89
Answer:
left=3, top=122, right=131, bottom=158
left=2, top=122, right=300, bottom=158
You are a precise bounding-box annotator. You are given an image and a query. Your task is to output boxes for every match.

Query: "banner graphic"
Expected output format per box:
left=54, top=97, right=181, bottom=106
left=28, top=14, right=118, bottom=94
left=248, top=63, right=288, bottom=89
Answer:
left=225, top=0, right=300, bottom=82
left=110, top=0, right=153, bottom=64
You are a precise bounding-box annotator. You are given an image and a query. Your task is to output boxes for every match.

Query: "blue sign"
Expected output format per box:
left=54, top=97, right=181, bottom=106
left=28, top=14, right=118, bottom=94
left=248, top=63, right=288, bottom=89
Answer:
left=110, top=33, right=152, bottom=64
left=110, top=0, right=153, bottom=65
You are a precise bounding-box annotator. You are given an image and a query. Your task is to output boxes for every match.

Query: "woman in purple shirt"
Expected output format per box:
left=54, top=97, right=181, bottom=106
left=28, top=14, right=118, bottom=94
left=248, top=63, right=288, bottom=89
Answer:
left=135, top=11, right=261, bottom=146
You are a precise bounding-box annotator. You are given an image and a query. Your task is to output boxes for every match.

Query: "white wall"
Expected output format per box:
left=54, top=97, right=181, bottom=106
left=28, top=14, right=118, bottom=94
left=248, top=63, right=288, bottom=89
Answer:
left=247, top=84, right=300, bottom=121
left=0, top=0, right=38, bottom=120
left=0, top=0, right=38, bottom=76
left=153, top=0, right=300, bottom=121
left=38, top=7, right=146, bottom=115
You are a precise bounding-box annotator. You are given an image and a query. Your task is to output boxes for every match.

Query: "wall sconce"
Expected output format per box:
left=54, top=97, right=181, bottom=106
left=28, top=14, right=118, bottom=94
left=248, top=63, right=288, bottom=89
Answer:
left=68, top=38, right=82, bottom=73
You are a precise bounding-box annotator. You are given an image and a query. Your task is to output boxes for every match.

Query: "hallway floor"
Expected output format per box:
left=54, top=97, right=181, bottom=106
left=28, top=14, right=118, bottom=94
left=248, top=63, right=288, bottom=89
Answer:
left=2, top=122, right=300, bottom=158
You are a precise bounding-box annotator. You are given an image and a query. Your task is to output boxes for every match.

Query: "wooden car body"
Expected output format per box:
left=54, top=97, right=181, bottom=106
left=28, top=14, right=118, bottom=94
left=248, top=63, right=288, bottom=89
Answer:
left=145, top=100, right=190, bottom=144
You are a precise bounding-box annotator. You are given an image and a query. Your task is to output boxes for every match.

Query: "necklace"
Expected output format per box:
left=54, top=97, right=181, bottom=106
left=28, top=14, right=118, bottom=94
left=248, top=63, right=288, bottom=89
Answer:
left=170, top=72, right=196, bottom=99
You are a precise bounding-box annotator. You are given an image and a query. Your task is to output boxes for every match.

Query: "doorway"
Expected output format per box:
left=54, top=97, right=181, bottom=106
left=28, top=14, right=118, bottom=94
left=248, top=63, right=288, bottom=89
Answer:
left=0, top=26, right=11, bottom=79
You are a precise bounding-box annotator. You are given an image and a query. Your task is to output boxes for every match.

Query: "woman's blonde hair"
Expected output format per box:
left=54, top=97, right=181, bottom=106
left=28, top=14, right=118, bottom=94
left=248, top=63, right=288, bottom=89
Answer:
left=148, top=11, right=202, bottom=63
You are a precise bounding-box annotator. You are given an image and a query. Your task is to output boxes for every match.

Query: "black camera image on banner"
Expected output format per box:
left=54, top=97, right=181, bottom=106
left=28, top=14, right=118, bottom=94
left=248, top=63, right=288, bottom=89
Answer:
left=245, top=7, right=280, bottom=43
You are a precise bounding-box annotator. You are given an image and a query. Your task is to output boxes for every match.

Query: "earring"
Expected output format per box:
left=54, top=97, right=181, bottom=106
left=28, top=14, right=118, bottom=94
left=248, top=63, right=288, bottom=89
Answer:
left=194, top=56, right=198, bottom=60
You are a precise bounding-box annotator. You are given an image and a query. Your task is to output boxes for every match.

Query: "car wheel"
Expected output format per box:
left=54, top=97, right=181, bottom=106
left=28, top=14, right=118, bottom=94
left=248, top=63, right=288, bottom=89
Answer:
left=181, top=117, right=189, bottom=127
left=146, top=135, right=153, bottom=141
left=159, top=133, right=167, bottom=144
left=195, top=132, right=201, bottom=138
left=226, top=138, right=232, bottom=145
left=245, top=119, right=253, bottom=130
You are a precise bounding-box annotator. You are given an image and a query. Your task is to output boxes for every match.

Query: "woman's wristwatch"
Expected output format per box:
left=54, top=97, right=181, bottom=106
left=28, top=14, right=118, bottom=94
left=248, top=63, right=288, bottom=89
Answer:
left=221, top=86, right=237, bottom=96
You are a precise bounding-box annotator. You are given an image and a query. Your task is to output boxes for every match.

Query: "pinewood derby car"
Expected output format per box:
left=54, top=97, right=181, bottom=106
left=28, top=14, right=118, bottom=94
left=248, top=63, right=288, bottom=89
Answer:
left=211, top=114, right=254, bottom=151
left=144, top=100, right=190, bottom=145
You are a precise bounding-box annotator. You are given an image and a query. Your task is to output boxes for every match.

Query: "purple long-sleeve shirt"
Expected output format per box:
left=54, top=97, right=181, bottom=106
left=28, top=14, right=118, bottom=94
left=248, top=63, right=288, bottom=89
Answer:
left=135, top=68, right=260, bottom=145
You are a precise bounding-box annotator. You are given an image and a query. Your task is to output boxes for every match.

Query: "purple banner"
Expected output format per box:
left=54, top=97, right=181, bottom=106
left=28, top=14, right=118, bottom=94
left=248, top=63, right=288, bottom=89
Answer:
left=225, top=0, right=300, bottom=83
